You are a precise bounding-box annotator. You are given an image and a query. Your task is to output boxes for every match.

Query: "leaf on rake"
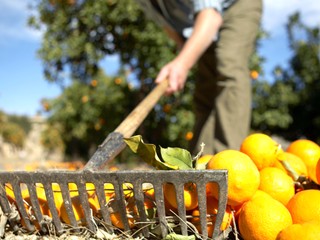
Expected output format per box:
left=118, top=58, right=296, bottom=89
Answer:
left=160, top=147, right=193, bottom=170
left=124, top=135, right=178, bottom=170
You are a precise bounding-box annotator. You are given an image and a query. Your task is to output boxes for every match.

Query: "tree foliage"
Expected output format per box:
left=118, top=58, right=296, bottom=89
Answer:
left=0, top=111, right=30, bottom=148
left=285, top=13, right=320, bottom=142
left=40, top=69, right=195, bottom=160
left=29, top=0, right=198, bottom=160
left=252, top=12, right=320, bottom=143
left=1, top=123, right=26, bottom=149
left=28, top=0, right=176, bottom=84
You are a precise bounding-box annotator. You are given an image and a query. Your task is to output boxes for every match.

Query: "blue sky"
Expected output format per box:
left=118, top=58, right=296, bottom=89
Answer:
left=0, top=0, right=319, bottom=117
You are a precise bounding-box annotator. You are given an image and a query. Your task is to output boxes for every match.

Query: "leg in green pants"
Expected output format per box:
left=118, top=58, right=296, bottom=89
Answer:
left=189, top=0, right=263, bottom=154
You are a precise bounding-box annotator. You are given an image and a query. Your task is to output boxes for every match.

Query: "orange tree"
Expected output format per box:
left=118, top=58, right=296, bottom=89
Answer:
left=251, top=13, right=320, bottom=144
left=29, top=0, right=265, bottom=159
left=29, top=0, right=197, bottom=155
left=41, top=71, right=135, bottom=160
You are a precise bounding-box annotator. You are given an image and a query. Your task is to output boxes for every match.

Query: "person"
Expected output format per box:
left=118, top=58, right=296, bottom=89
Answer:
left=135, top=0, right=262, bottom=154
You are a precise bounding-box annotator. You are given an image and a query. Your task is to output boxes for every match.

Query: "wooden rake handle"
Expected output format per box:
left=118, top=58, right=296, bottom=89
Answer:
left=114, top=79, right=169, bottom=138
left=84, top=79, right=168, bottom=170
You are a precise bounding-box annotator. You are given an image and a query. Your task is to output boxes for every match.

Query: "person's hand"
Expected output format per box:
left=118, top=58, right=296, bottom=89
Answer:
left=155, top=8, right=222, bottom=95
left=155, top=58, right=189, bottom=95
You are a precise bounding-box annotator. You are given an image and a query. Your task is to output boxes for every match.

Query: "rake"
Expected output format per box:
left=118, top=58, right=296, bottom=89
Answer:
left=0, top=80, right=228, bottom=239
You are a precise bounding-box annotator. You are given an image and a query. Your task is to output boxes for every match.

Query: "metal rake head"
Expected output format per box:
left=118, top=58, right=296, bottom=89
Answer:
left=0, top=169, right=228, bottom=239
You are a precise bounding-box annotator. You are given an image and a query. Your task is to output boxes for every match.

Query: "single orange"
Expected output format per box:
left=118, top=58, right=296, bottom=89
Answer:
left=85, top=183, right=96, bottom=198
left=276, top=220, right=320, bottom=240
left=286, top=189, right=320, bottom=224
left=109, top=196, right=136, bottom=230
left=206, top=149, right=260, bottom=206
left=103, top=182, right=115, bottom=194
left=191, top=196, right=233, bottom=237
left=163, top=182, right=198, bottom=211
left=59, top=195, right=99, bottom=224
left=109, top=166, right=119, bottom=171
left=5, top=184, right=15, bottom=203
left=286, top=139, right=320, bottom=184
left=143, top=187, right=155, bottom=209
left=240, top=133, right=282, bottom=170
left=122, top=183, right=134, bottom=198
left=250, top=70, right=259, bottom=80
left=110, top=211, right=135, bottom=230
left=185, top=131, right=193, bottom=141
left=259, top=167, right=295, bottom=205
left=22, top=183, right=61, bottom=217
left=238, top=190, right=292, bottom=240
left=67, top=183, right=80, bottom=197
left=273, top=152, right=308, bottom=180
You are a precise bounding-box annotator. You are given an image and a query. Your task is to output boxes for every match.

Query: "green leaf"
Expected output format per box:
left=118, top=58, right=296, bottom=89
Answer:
left=124, top=135, right=178, bottom=170
left=160, top=147, right=193, bottom=170
left=164, top=233, right=196, bottom=240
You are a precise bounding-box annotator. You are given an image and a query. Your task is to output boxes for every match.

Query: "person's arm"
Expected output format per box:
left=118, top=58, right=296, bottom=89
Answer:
left=155, top=8, right=223, bottom=95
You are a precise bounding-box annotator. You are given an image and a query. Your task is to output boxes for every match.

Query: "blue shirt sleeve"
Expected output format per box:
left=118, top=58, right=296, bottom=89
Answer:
left=192, top=0, right=237, bottom=14
left=193, top=0, right=223, bottom=14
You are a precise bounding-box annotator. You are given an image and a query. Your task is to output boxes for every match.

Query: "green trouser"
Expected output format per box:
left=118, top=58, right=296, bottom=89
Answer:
left=189, top=0, right=262, bottom=155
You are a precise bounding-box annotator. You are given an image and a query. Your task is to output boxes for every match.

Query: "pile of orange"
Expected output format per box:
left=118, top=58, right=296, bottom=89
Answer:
left=4, top=133, right=320, bottom=239
left=204, top=133, right=320, bottom=240
left=4, top=182, right=154, bottom=231
left=237, top=134, right=320, bottom=240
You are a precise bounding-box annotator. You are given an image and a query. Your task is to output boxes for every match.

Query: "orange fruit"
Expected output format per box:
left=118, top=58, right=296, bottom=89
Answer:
left=90, top=79, right=98, bottom=87
left=240, top=133, right=282, bottom=170
left=286, top=189, right=320, bottom=224
left=85, top=183, right=96, bottom=198
left=273, top=152, right=308, bottom=180
left=259, top=167, right=295, bottom=205
left=185, top=131, right=193, bottom=141
left=196, top=154, right=214, bottom=170
left=250, top=70, right=259, bottom=80
left=110, top=211, right=135, bottom=230
left=67, top=183, right=80, bottom=197
left=276, top=220, right=320, bottom=240
left=206, top=149, right=260, bottom=206
left=109, top=166, right=119, bottom=171
left=191, top=196, right=233, bottom=237
left=103, top=182, right=116, bottom=202
left=60, top=195, right=99, bottom=224
left=109, top=196, right=136, bottom=230
left=163, top=182, right=198, bottom=211
left=143, top=187, right=156, bottom=209
left=22, top=183, right=62, bottom=217
left=5, top=184, right=16, bottom=203
left=122, top=183, right=134, bottom=198
left=238, top=190, right=292, bottom=240
left=286, top=139, right=320, bottom=183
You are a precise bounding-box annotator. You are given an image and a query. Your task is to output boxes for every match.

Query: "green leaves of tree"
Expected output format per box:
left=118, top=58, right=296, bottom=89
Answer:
left=252, top=12, right=320, bottom=142
left=28, top=0, right=176, bottom=83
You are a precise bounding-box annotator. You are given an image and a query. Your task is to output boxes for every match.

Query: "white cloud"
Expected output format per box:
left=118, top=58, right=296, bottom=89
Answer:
left=0, top=0, right=42, bottom=45
left=262, top=0, right=320, bottom=36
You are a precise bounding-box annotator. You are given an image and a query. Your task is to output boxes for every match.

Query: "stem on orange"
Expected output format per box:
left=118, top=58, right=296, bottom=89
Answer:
left=280, top=160, right=300, bottom=182
left=193, top=142, right=205, bottom=169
